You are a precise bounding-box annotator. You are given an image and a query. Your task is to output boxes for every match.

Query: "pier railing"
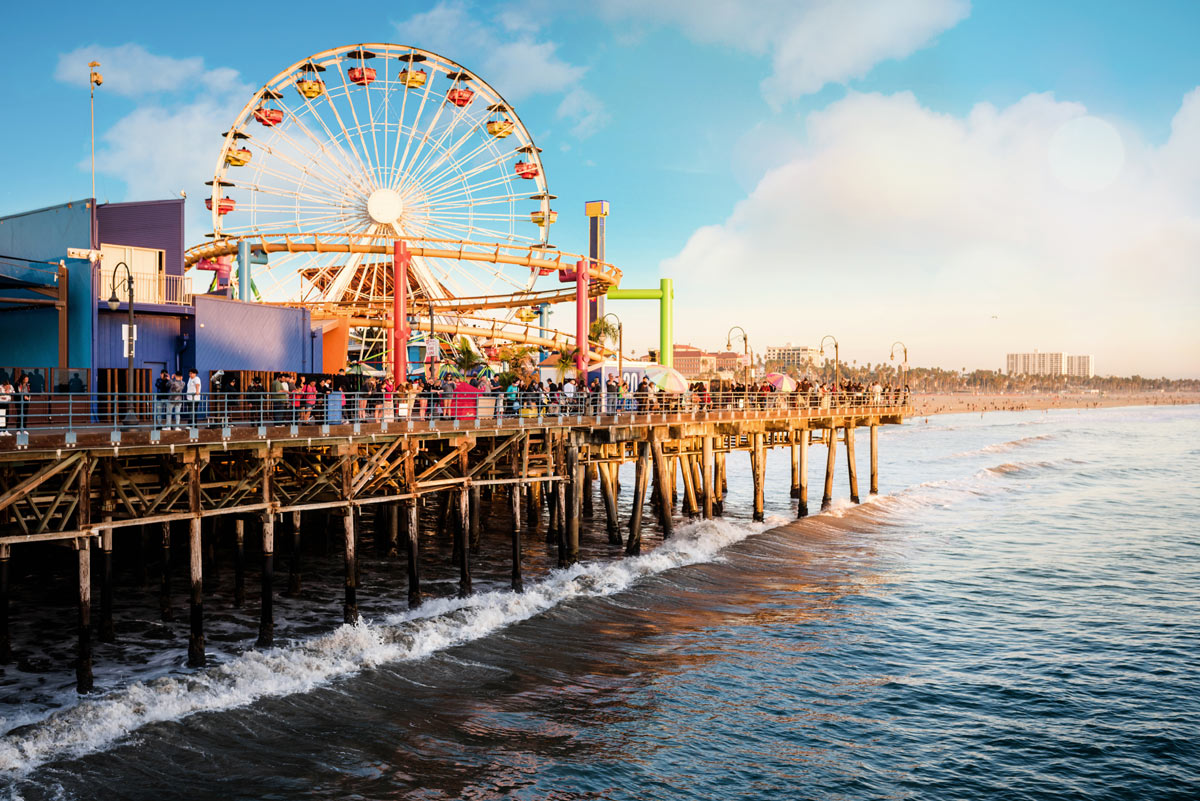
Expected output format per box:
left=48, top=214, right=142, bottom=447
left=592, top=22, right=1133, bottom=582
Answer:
left=0, top=389, right=909, bottom=446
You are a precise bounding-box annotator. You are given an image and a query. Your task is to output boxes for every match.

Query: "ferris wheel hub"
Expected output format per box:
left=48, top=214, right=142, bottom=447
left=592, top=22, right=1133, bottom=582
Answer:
left=366, top=188, right=404, bottom=224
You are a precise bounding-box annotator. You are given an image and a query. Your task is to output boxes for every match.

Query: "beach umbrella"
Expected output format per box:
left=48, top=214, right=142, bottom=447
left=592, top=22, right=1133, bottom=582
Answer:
left=469, top=364, right=495, bottom=379
left=435, top=363, right=463, bottom=381
left=765, top=372, right=797, bottom=391
left=643, top=365, right=689, bottom=393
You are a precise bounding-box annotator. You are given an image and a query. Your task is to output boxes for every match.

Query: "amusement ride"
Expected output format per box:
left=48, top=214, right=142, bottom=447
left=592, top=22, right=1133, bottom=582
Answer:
left=183, top=43, right=624, bottom=378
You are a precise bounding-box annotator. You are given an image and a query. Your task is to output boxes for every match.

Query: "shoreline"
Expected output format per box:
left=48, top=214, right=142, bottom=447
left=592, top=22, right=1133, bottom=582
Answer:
left=911, top=392, right=1200, bottom=417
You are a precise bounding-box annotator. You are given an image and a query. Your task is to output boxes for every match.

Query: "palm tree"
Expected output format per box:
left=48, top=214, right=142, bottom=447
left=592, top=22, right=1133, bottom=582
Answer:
left=451, top=337, right=483, bottom=376
left=589, top=318, right=619, bottom=353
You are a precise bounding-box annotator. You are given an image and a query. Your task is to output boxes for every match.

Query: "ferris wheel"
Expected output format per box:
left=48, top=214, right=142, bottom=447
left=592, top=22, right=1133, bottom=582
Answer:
left=206, top=43, right=555, bottom=308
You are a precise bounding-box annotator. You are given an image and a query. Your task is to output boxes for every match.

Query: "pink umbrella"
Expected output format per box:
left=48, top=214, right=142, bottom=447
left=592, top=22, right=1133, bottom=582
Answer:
left=765, top=372, right=797, bottom=391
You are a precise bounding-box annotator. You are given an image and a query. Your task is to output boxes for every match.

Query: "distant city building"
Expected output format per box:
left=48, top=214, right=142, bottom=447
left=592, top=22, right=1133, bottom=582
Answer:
left=1006, top=350, right=1094, bottom=378
left=713, top=351, right=743, bottom=373
left=765, top=343, right=820, bottom=372
left=671, top=344, right=708, bottom=379
left=1066, top=354, right=1095, bottom=379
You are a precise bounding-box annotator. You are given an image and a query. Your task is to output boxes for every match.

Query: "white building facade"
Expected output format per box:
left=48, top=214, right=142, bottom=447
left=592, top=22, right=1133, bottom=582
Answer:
left=1006, top=350, right=1095, bottom=378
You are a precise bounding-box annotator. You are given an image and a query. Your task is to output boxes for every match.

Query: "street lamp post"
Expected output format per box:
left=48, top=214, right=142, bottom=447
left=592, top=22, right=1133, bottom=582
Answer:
left=106, top=261, right=138, bottom=426
left=89, top=61, right=102, bottom=201
left=820, top=334, right=840, bottom=394
left=726, top=325, right=752, bottom=399
left=601, top=312, right=623, bottom=380
left=890, top=341, right=908, bottom=397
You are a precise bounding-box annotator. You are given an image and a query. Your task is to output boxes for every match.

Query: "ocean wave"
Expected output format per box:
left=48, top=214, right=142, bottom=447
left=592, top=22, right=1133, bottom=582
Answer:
left=0, top=513, right=788, bottom=779
left=953, top=434, right=1054, bottom=457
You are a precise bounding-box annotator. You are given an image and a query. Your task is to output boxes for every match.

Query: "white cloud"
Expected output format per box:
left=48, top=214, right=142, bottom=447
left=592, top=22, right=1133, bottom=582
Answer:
left=55, top=43, right=207, bottom=96
left=594, top=0, right=969, bottom=102
left=396, top=1, right=602, bottom=132
left=660, top=90, right=1200, bottom=377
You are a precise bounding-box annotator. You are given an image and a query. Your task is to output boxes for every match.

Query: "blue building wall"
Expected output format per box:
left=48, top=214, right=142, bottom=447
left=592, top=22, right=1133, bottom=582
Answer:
left=0, top=200, right=96, bottom=368
left=96, top=199, right=185, bottom=276
left=194, top=296, right=321, bottom=374
left=96, top=311, right=189, bottom=374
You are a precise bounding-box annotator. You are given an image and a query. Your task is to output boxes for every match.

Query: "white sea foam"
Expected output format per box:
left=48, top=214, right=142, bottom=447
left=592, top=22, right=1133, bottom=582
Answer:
left=952, top=434, right=1054, bottom=457
left=0, top=513, right=787, bottom=779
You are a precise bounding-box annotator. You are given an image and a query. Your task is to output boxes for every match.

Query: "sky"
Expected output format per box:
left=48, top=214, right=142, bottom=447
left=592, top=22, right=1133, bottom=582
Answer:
left=1, top=0, right=1198, bottom=377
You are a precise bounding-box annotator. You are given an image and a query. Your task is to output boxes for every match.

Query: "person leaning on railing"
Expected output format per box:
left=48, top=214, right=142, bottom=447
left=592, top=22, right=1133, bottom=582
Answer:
left=0, top=378, right=12, bottom=436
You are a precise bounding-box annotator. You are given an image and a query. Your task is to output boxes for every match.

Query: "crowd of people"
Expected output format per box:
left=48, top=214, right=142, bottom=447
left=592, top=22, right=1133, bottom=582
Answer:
left=157, top=369, right=909, bottom=429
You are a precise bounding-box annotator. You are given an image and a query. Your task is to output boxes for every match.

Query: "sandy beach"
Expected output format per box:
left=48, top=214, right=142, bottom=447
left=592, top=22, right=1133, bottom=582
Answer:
left=912, top=392, right=1200, bottom=417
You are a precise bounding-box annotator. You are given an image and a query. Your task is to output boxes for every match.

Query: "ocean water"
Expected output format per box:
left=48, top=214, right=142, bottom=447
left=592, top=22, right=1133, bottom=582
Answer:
left=1, top=405, right=1198, bottom=800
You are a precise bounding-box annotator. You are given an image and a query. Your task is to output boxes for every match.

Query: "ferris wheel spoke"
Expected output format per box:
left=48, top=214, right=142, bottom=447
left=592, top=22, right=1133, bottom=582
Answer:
left=398, top=122, right=494, bottom=197
left=244, top=122, right=367, bottom=197
left=245, top=158, right=360, bottom=209
left=393, top=65, right=439, bottom=185
left=417, top=156, right=515, bottom=207
left=408, top=219, right=530, bottom=292
left=329, top=64, right=382, bottom=190
left=419, top=172, right=519, bottom=212
left=308, top=86, right=379, bottom=195
left=269, top=98, right=375, bottom=195
left=396, top=77, right=483, bottom=192
left=387, top=60, right=412, bottom=183
left=422, top=190, right=527, bottom=210
left=277, top=93, right=375, bottom=196
left=402, top=100, right=492, bottom=187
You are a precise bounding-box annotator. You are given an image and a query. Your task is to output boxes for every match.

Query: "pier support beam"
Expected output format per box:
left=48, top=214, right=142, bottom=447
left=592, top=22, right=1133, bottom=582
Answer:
left=510, top=486, right=524, bottom=592
left=752, top=433, right=765, bottom=522
left=680, top=452, right=699, bottom=518
left=565, top=443, right=581, bottom=565
left=869, top=424, right=879, bottom=496
left=0, top=545, right=9, bottom=664
left=456, top=489, right=472, bottom=597
left=702, top=437, right=714, bottom=520
left=233, top=518, right=245, bottom=608
left=797, top=429, right=810, bottom=518
left=159, top=522, right=172, bottom=621
left=599, top=461, right=621, bottom=543
left=404, top=500, right=421, bottom=607
left=187, top=517, right=205, bottom=668
left=286, top=510, right=302, bottom=597
left=651, top=438, right=674, bottom=538
left=822, top=428, right=837, bottom=511
left=713, top=448, right=725, bottom=516
left=257, top=513, right=274, bottom=647
left=469, top=485, right=482, bottom=555
left=98, top=529, right=115, bottom=643
left=343, top=510, right=359, bottom=623
left=627, top=442, right=650, bottom=555
left=76, top=538, right=93, bottom=694
left=846, top=424, right=860, bottom=504
left=790, top=434, right=800, bottom=498
left=387, top=502, right=400, bottom=558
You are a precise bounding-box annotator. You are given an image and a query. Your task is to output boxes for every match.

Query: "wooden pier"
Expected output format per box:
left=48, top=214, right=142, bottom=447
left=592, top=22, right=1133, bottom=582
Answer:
left=0, top=401, right=909, bottom=692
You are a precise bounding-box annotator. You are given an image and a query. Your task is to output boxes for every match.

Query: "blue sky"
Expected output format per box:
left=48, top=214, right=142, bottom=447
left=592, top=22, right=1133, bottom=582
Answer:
left=2, top=0, right=1198, bottom=376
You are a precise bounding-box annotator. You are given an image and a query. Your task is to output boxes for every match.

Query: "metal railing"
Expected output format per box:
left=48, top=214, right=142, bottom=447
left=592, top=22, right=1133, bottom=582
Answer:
left=0, top=389, right=911, bottom=444
left=95, top=268, right=192, bottom=307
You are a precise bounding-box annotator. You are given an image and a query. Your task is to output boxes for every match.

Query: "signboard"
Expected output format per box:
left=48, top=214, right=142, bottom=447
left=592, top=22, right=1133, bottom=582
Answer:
left=121, top=324, right=138, bottom=358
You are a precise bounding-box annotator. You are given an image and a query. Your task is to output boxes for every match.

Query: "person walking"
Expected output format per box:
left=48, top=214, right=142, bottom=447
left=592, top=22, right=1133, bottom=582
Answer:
left=0, top=378, right=12, bottom=436
left=154, top=370, right=171, bottom=429
left=186, top=369, right=202, bottom=427
left=167, top=372, right=184, bottom=429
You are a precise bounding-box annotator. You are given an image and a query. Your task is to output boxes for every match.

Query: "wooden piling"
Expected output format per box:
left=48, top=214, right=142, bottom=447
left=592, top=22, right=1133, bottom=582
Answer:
left=387, top=502, right=400, bottom=558
left=846, top=424, right=860, bottom=504
left=403, top=500, right=421, bottom=607
left=626, top=442, right=650, bottom=555
left=822, top=428, right=837, bottom=511
left=790, top=434, right=800, bottom=498
left=713, top=448, right=725, bottom=516
left=680, top=452, right=700, bottom=518
left=510, top=486, right=524, bottom=592
left=187, top=516, right=205, bottom=668
left=870, top=424, right=879, bottom=496
left=343, top=509, right=358, bottom=623
left=651, top=438, right=674, bottom=538
left=456, top=488, right=472, bottom=597
left=583, top=462, right=594, bottom=517
left=286, top=510, right=302, bottom=597
left=701, top=438, right=714, bottom=520
left=76, top=538, right=93, bottom=693
left=469, top=485, right=482, bottom=555
left=527, top=482, right=542, bottom=533
left=599, top=460, right=621, bottom=544
left=752, top=433, right=765, bottom=522
left=159, top=521, right=172, bottom=621
left=797, top=428, right=810, bottom=518
left=565, top=443, right=581, bottom=565
left=233, top=518, right=245, bottom=608
left=0, top=545, right=10, bottom=663
left=257, top=512, right=274, bottom=647
left=98, top=528, right=115, bottom=643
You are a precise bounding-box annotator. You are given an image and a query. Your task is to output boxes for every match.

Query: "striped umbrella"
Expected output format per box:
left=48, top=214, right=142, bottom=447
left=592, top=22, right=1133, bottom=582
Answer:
left=643, top=365, right=690, bottom=393
left=435, top=363, right=463, bottom=381
left=765, top=372, right=797, bottom=391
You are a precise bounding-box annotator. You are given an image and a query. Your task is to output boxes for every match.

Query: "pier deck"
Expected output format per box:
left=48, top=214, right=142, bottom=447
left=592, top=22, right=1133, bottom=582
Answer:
left=0, top=397, right=910, bottom=691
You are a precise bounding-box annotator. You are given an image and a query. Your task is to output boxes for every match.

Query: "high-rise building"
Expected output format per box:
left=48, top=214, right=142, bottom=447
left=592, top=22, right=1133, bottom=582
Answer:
left=1006, top=350, right=1094, bottom=378
left=765, top=343, right=820, bottom=372
left=1066, top=354, right=1095, bottom=379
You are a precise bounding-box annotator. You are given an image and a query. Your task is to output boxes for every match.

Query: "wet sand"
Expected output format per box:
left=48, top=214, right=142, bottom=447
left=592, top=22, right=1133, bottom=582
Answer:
left=913, top=391, right=1200, bottom=417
